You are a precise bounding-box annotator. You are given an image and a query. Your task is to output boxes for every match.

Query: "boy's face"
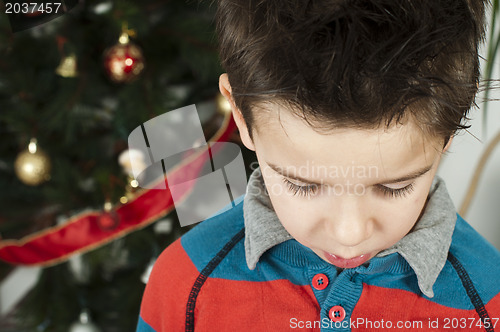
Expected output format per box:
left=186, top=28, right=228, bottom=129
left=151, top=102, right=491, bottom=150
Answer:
left=220, top=75, right=451, bottom=269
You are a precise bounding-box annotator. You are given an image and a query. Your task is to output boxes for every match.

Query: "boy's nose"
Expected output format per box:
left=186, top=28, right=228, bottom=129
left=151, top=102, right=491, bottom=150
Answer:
left=326, top=197, right=373, bottom=248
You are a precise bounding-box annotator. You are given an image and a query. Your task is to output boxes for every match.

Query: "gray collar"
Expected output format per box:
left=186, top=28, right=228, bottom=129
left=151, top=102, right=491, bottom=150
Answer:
left=243, top=168, right=456, bottom=298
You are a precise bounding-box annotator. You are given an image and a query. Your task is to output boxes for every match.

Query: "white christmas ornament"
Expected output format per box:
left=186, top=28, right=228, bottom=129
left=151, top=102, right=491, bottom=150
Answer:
left=118, top=148, right=146, bottom=177
left=154, top=218, right=173, bottom=234
left=93, top=1, right=113, bottom=14
left=69, top=310, right=101, bottom=332
left=141, top=258, right=157, bottom=284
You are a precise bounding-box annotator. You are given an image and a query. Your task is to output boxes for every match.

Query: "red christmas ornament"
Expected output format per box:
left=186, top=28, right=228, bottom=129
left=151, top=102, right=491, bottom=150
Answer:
left=103, top=32, right=145, bottom=83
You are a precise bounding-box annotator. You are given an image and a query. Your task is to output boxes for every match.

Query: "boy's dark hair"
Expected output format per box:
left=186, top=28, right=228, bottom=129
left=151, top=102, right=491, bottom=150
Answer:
left=216, top=0, right=488, bottom=142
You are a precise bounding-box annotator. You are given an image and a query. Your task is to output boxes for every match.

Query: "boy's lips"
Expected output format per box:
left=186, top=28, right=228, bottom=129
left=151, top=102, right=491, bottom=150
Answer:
left=323, top=251, right=371, bottom=268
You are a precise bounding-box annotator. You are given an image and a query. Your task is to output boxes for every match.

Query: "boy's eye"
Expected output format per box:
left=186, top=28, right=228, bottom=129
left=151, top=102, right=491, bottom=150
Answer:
left=282, top=178, right=319, bottom=197
left=281, top=178, right=415, bottom=199
left=376, top=183, right=415, bottom=198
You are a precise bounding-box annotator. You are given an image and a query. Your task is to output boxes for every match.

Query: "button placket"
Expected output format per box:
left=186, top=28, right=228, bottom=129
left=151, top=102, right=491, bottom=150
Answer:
left=320, top=269, right=364, bottom=331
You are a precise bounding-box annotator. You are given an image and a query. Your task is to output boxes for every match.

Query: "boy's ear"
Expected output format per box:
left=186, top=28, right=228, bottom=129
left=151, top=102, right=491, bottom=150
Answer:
left=219, top=74, right=256, bottom=151
left=443, top=135, right=454, bottom=153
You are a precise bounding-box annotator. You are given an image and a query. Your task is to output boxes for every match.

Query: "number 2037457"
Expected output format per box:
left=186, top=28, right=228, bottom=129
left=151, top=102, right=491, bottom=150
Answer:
left=4, top=2, right=63, bottom=15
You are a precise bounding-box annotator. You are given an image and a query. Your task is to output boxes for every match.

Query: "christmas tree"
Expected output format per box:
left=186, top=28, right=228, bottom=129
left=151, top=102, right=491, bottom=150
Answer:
left=0, top=1, right=255, bottom=331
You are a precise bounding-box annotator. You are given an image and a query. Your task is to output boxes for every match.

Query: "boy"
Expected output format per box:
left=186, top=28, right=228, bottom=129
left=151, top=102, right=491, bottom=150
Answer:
left=137, top=0, right=500, bottom=331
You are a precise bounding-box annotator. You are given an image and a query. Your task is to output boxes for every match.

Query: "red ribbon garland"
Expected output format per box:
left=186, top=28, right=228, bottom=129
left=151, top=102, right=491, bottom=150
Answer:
left=0, top=114, right=237, bottom=266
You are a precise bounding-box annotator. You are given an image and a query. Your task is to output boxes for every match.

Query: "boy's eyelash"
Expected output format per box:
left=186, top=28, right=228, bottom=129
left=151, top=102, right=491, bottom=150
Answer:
left=376, top=183, right=415, bottom=198
left=282, top=178, right=318, bottom=197
left=282, top=178, right=415, bottom=199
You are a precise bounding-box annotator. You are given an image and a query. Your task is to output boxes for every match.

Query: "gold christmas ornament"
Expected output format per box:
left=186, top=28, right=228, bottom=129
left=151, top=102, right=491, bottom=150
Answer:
left=216, top=93, right=232, bottom=115
left=56, top=53, right=78, bottom=78
left=103, top=30, right=145, bottom=83
left=14, top=138, right=51, bottom=186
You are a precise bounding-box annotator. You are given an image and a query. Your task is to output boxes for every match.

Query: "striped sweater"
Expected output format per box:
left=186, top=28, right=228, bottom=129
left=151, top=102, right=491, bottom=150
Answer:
left=137, top=175, right=500, bottom=331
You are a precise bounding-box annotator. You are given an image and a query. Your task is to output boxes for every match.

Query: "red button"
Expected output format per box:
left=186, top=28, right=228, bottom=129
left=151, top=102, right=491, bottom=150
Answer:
left=312, top=273, right=329, bottom=290
left=329, top=305, right=346, bottom=322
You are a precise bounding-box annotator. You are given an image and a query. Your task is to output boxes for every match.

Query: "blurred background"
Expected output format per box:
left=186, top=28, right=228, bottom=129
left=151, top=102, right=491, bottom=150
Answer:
left=0, top=1, right=256, bottom=331
left=0, top=1, right=499, bottom=331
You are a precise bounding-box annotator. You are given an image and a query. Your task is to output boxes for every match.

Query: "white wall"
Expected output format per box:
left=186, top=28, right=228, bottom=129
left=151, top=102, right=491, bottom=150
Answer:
left=437, top=36, right=500, bottom=250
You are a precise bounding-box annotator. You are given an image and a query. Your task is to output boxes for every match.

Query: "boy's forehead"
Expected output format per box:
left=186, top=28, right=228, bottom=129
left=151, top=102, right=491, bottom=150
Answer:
left=252, top=105, right=442, bottom=180
left=253, top=104, right=436, bottom=147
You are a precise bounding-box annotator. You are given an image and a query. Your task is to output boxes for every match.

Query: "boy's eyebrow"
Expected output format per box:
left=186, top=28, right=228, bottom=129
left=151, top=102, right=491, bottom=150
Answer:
left=266, top=162, right=434, bottom=185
